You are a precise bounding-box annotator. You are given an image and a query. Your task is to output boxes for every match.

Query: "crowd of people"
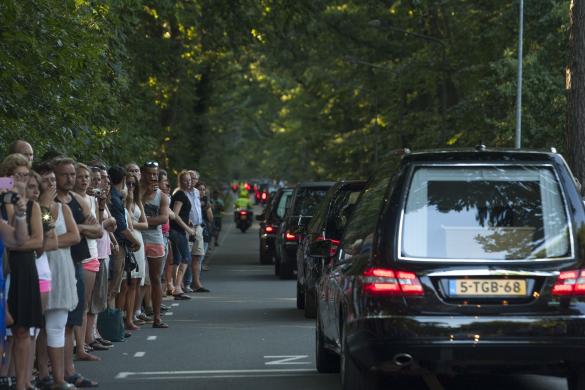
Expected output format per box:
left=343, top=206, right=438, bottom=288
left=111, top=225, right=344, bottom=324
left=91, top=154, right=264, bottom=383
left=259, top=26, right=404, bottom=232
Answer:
left=0, top=140, right=225, bottom=390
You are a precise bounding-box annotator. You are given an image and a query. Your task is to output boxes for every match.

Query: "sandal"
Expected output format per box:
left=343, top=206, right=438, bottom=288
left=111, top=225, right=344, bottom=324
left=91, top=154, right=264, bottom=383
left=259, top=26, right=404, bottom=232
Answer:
left=88, top=341, right=110, bottom=351
left=194, top=287, right=210, bottom=293
left=65, top=373, right=98, bottom=388
left=75, top=353, right=101, bottom=362
left=37, top=376, right=54, bottom=390
left=173, top=293, right=191, bottom=300
left=95, top=338, right=112, bottom=346
left=152, top=320, right=169, bottom=328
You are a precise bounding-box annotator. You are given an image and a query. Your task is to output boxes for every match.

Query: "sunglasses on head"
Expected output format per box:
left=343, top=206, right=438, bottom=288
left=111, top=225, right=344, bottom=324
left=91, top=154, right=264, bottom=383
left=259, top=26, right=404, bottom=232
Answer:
left=144, top=161, right=159, bottom=168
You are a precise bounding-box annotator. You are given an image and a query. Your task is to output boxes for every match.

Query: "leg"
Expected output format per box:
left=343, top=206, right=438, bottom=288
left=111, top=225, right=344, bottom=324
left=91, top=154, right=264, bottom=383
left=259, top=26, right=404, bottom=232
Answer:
left=174, top=263, right=187, bottom=295
left=124, top=278, right=139, bottom=330
left=78, top=268, right=97, bottom=359
left=147, top=258, right=165, bottom=327
left=36, top=330, right=50, bottom=381
left=64, top=326, right=75, bottom=377
left=108, top=248, right=125, bottom=309
left=45, top=309, right=68, bottom=386
left=13, top=326, right=30, bottom=390
left=191, top=255, right=202, bottom=289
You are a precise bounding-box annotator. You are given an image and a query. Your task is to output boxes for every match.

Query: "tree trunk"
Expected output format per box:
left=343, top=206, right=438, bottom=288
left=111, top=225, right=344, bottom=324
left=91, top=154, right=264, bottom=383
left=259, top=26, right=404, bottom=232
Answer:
left=566, top=0, right=585, bottom=189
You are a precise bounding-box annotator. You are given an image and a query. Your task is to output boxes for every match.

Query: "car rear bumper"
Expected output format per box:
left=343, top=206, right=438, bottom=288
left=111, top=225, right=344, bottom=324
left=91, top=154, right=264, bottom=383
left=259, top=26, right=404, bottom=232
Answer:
left=346, top=315, right=585, bottom=375
left=281, top=244, right=298, bottom=266
left=260, top=235, right=276, bottom=253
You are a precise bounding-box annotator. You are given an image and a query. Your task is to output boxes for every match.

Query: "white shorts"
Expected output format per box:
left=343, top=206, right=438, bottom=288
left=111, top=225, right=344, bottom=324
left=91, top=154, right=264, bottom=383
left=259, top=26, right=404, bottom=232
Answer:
left=190, top=225, right=205, bottom=256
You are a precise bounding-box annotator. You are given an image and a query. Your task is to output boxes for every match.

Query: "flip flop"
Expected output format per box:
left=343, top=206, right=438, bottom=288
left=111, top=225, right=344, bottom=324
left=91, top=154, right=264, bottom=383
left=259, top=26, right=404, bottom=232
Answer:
left=65, top=373, right=98, bottom=388
left=152, top=321, right=169, bottom=328
left=194, top=287, right=210, bottom=293
left=173, top=293, right=191, bottom=300
left=76, top=353, right=101, bottom=362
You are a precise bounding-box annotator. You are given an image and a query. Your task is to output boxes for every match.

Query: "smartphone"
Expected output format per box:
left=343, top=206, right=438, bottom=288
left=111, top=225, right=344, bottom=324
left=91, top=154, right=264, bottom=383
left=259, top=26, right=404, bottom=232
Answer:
left=0, top=177, right=14, bottom=191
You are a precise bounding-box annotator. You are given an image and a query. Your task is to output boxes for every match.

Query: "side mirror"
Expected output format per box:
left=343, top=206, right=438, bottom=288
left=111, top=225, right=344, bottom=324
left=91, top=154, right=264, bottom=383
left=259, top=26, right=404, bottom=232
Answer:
left=309, top=239, right=332, bottom=258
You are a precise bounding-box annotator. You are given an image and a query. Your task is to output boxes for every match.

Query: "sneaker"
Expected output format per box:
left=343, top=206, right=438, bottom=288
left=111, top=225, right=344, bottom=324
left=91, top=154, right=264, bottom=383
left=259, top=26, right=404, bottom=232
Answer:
left=160, top=304, right=170, bottom=311
left=184, top=286, right=194, bottom=293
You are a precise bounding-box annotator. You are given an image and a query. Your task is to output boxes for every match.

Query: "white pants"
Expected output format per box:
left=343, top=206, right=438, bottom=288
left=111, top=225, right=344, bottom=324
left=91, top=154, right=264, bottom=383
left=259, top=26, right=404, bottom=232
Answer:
left=45, top=309, right=68, bottom=348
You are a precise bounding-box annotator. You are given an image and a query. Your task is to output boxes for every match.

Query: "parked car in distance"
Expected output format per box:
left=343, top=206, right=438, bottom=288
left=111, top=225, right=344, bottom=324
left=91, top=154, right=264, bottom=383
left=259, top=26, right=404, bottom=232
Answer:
left=257, top=187, right=293, bottom=265
left=274, top=181, right=335, bottom=279
left=296, top=180, right=366, bottom=318
left=313, top=148, right=585, bottom=390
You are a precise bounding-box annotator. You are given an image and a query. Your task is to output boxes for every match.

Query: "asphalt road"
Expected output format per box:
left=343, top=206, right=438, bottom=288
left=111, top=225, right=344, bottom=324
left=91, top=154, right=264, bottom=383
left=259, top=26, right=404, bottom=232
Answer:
left=75, top=210, right=570, bottom=390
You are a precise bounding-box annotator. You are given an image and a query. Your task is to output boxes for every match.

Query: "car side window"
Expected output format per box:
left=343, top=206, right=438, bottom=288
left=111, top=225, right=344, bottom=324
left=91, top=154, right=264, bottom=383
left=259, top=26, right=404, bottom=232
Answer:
left=276, top=192, right=291, bottom=219
left=340, top=180, right=388, bottom=260
left=340, top=157, right=401, bottom=262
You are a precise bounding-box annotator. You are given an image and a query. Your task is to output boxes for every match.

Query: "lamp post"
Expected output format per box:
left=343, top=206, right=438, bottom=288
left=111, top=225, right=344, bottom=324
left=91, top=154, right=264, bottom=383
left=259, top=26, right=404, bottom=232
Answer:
left=515, top=0, right=524, bottom=149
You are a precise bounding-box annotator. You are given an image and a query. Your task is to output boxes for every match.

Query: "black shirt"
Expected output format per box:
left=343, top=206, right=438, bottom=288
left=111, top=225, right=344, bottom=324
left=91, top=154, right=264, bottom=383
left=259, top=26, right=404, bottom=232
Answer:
left=170, top=190, right=191, bottom=233
left=110, top=186, right=128, bottom=243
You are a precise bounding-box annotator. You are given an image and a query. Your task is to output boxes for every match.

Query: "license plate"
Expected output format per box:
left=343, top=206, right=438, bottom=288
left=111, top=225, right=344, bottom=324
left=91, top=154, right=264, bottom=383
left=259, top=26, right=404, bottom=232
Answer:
left=240, top=215, right=247, bottom=220
left=448, top=279, right=527, bottom=297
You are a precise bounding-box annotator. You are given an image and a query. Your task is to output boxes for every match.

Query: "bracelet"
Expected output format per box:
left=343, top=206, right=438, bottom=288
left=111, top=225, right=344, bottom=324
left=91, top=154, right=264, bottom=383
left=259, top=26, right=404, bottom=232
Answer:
left=15, top=213, right=26, bottom=220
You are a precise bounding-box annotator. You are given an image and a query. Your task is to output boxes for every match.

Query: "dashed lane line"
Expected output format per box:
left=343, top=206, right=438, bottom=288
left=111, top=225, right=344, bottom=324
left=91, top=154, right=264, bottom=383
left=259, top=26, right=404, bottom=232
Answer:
left=164, top=311, right=174, bottom=316
left=146, top=336, right=157, bottom=341
left=134, top=352, right=146, bottom=358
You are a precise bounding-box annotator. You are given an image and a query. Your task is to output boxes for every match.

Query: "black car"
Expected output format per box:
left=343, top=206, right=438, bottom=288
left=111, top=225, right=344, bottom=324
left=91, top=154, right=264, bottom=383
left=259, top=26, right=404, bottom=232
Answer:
left=296, top=180, right=366, bottom=318
left=274, top=181, right=335, bottom=279
left=312, top=148, right=585, bottom=390
left=257, top=187, right=293, bottom=265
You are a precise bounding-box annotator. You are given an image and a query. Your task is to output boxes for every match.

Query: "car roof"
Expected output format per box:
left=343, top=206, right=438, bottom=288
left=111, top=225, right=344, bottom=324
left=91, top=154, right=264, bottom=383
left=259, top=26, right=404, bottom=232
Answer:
left=401, top=148, right=561, bottom=164
left=296, top=181, right=336, bottom=188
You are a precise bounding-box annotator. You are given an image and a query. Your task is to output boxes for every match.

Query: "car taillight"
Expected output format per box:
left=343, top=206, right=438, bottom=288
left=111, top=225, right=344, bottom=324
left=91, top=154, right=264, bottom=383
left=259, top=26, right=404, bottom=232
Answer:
left=361, top=268, right=424, bottom=296
left=239, top=210, right=248, bottom=215
left=261, top=192, right=267, bottom=200
left=552, top=269, right=585, bottom=296
left=264, top=225, right=274, bottom=233
left=285, top=232, right=297, bottom=241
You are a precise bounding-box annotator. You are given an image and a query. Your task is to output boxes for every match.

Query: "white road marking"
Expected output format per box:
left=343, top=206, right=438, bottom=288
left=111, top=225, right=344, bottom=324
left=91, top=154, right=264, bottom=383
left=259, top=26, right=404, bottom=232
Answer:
left=146, top=336, right=157, bottom=341
left=164, top=311, right=173, bottom=316
left=264, top=355, right=310, bottom=365
left=171, top=303, right=179, bottom=307
left=115, top=368, right=316, bottom=379
left=134, top=352, right=146, bottom=358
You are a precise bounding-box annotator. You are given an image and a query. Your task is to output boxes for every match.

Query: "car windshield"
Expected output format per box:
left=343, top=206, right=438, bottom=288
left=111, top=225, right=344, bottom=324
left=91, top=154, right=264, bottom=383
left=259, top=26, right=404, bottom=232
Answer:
left=293, top=188, right=329, bottom=216
left=401, top=166, right=571, bottom=260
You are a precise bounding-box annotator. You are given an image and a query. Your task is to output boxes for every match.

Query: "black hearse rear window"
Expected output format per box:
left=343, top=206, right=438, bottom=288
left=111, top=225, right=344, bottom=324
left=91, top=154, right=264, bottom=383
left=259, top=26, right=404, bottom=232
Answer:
left=293, top=188, right=329, bottom=216
left=401, top=166, right=571, bottom=260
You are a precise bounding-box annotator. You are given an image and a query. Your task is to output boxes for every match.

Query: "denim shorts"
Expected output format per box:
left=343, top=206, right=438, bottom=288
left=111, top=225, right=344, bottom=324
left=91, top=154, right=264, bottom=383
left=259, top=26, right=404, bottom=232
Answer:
left=169, top=229, right=190, bottom=265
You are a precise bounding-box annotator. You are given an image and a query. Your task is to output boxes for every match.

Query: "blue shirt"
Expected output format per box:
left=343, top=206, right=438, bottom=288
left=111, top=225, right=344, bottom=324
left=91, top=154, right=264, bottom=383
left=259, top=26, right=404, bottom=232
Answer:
left=110, top=186, right=128, bottom=242
left=187, top=189, right=202, bottom=226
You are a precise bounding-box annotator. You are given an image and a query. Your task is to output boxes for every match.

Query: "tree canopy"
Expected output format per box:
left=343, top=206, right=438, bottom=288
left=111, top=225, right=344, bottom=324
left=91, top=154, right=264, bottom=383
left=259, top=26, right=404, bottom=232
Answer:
left=0, top=0, right=571, bottom=183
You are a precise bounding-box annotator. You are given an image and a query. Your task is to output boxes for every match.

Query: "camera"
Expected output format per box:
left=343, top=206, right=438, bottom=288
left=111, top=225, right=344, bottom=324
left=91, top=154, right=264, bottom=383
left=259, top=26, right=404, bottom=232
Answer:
left=91, top=188, right=102, bottom=197
left=41, top=207, right=54, bottom=232
left=0, top=192, right=19, bottom=205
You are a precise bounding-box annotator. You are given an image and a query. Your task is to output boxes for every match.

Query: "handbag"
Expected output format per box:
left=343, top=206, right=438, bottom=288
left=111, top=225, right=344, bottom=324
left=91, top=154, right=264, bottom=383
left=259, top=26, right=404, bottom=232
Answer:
left=97, top=308, right=125, bottom=342
left=123, top=243, right=138, bottom=283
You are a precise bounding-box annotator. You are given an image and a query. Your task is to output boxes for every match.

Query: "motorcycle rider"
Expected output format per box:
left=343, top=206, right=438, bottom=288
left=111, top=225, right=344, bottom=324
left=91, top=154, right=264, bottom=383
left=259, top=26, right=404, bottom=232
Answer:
left=233, top=189, right=253, bottom=223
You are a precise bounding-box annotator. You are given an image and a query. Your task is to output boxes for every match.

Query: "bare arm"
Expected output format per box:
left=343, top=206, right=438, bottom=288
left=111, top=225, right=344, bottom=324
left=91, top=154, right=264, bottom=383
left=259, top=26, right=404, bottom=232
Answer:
left=42, top=228, right=59, bottom=252
left=0, top=197, right=29, bottom=247
left=6, top=202, right=43, bottom=251
left=73, top=193, right=103, bottom=239
left=172, top=201, right=194, bottom=235
left=132, top=202, right=149, bottom=231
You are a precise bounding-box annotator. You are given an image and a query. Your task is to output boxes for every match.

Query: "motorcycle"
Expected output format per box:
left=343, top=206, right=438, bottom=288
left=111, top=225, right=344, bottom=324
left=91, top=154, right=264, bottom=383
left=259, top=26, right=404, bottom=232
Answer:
left=235, top=208, right=253, bottom=233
